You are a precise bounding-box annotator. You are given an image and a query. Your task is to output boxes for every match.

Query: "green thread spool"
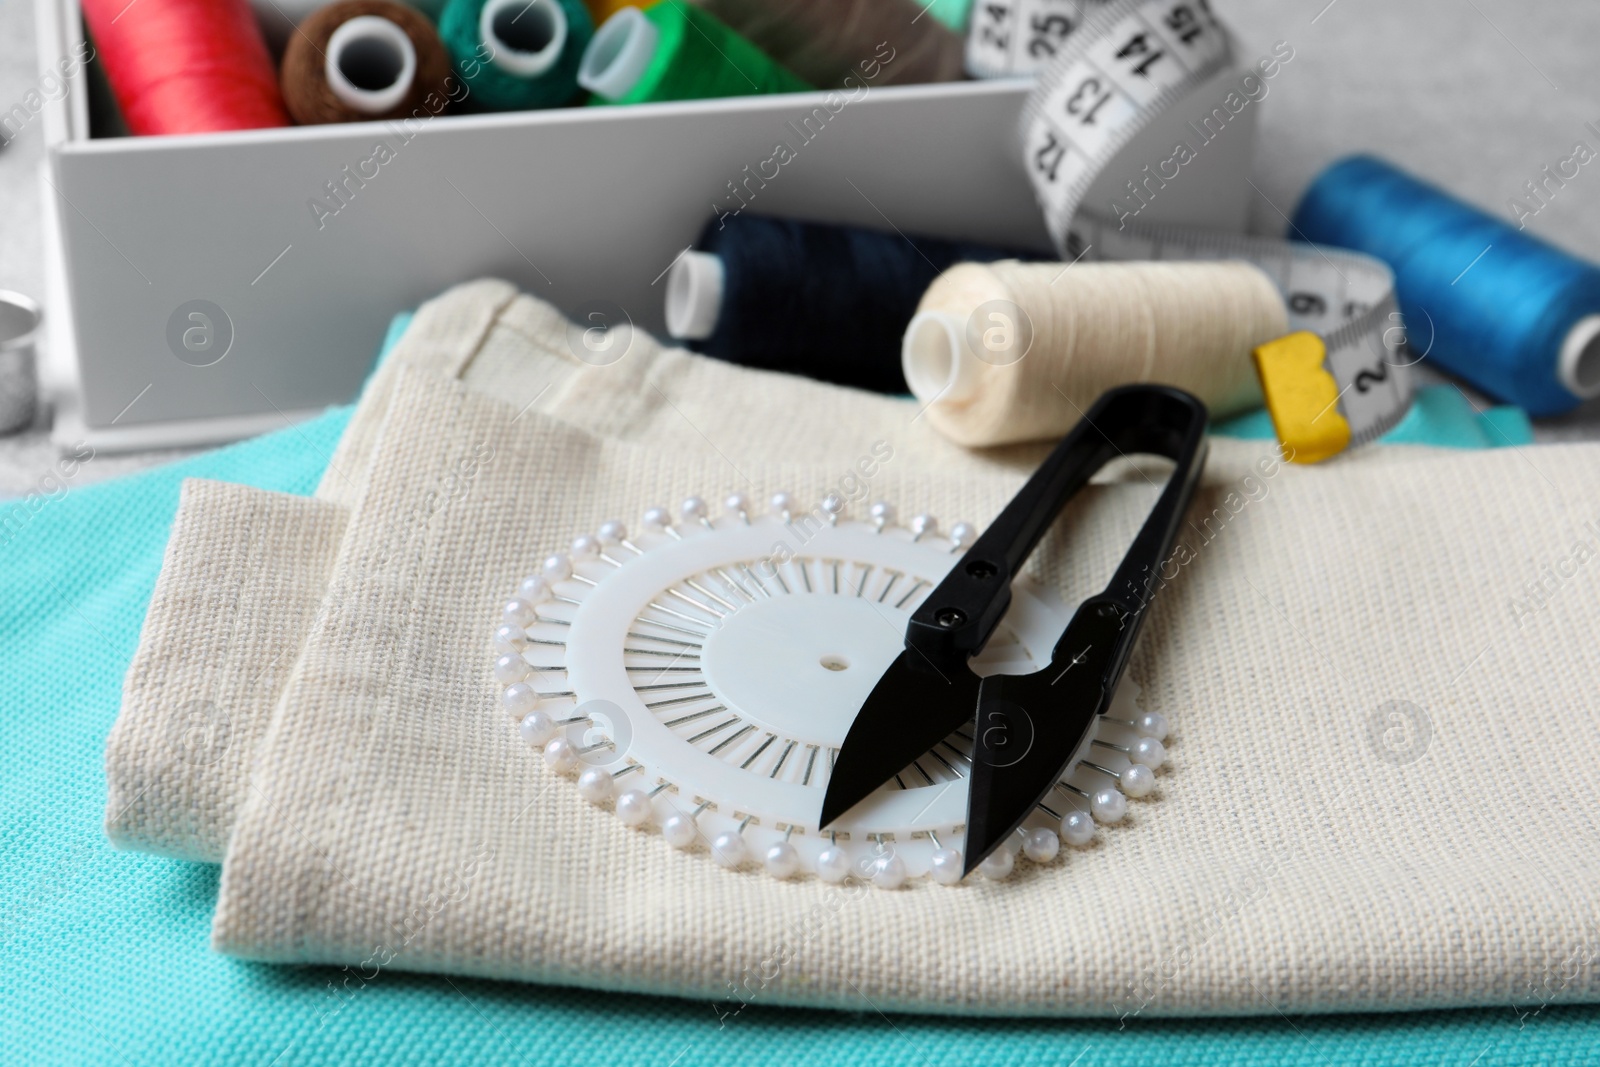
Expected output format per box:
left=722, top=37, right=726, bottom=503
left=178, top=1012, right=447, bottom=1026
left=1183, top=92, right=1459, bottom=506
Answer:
left=578, top=2, right=811, bottom=105
left=440, top=0, right=594, bottom=109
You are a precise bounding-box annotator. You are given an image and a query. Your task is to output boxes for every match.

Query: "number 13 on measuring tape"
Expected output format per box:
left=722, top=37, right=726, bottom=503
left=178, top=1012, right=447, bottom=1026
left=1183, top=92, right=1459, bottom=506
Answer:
left=1006, top=0, right=1416, bottom=462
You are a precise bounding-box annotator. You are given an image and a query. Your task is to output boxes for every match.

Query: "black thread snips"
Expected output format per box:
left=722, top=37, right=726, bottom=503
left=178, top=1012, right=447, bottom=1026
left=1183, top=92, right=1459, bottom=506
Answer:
left=819, top=384, right=1209, bottom=875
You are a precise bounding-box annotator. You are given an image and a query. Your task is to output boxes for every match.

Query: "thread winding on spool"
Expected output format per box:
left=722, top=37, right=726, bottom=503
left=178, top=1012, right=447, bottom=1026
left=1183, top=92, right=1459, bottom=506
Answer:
left=903, top=261, right=1287, bottom=447
left=581, top=0, right=639, bottom=27
left=1294, top=155, right=1600, bottom=416
left=252, top=0, right=447, bottom=51
left=281, top=0, right=454, bottom=124
left=440, top=0, right=593, bottom=108
left=579, top=4, right=811, bottom=104
left=924, top=0, right=974, bottom=31
left=666, top=214, right=1040, bottom=392
left=690, top=0, right=965, bottom=87
left=81, top=0, right=288, bottom=135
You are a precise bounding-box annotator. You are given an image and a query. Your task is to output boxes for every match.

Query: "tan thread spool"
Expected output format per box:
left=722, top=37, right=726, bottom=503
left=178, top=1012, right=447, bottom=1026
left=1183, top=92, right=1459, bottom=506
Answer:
left=281, top=0, right=453, bottom=125
left=902, top=260, right=1288, bottom=448
left=691, top=0, right=965, bottom=88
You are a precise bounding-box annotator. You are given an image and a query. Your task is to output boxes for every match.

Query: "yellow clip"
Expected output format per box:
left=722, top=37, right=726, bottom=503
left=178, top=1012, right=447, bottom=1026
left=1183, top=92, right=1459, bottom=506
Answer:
left=1252, top=331, right=1350, bottom=464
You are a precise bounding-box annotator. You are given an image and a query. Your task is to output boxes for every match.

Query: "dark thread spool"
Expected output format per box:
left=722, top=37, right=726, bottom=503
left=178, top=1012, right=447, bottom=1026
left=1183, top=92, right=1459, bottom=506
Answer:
left=281, top=1, right=455, bottom=125
left=665, top=214, right=1042, bottom=393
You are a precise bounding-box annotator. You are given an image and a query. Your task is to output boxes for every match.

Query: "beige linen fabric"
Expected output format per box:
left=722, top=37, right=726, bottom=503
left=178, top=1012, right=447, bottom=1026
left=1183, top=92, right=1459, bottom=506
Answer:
left=105, top=481, right=347, bottom=861
left=106, top=279, right=1034, bottom=859
left=104, top=281, right=519, bottom=859
left=206, top=360, right=1600, bottom=1017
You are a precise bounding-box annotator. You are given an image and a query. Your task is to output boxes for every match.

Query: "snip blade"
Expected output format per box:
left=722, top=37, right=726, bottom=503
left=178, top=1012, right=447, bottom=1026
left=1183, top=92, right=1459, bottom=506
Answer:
left=818, top=650, right=979, bottom=829
left=962, top=670, right=1104, bottom=874
left=961, top=603, right=1122, bottom=875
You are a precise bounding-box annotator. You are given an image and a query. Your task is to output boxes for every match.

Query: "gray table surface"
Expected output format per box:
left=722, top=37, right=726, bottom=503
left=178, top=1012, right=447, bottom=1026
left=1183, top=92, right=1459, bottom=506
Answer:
left=2, top=0, right=1599, bottom=497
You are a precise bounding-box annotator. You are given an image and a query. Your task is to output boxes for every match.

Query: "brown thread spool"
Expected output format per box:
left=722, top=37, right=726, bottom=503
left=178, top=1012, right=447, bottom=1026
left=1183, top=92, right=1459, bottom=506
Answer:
left=691, top=0, right=965, bottom=87
left=281, top=0, right=454, bottom=124
left=902, top=260, right=1288, bottom=447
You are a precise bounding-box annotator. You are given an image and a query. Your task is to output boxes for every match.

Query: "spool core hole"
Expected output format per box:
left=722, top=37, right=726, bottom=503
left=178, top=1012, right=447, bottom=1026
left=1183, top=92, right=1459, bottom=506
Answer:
left=1574, top=334, right=1600, bottom=394
left=665, top=251, right=725, bottom=340
left=578, top=8, right=657, bottom=99
left=324, top=16, right=417, bottom=114
left=0, top=294, right=39, bottom=347
left=903, top=314, right=957, bottom=400
left=338, top=36, right=406, bottom=91
left=492, top=1, right=557, bottom=54
left=820, top=655, right=850, bottom=672
left=1559, top=313, right=1600, bottom=399
left=585, top=14, right=634, bottom=79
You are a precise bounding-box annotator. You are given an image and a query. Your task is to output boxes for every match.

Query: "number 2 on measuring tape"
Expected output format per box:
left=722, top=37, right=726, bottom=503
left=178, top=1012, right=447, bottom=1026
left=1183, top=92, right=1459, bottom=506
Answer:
left=1353, top=362, right=1390, bottom=392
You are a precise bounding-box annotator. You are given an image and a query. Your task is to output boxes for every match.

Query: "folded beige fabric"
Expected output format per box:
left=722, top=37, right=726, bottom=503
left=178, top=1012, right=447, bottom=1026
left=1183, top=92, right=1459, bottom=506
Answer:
left=109, top=281, right=1600, bottom=1017
left=105, top=281, right=519, bottom=861
left=107, top=279, right=1023, bottom=860
left=105, top=481, right=347, bottom=860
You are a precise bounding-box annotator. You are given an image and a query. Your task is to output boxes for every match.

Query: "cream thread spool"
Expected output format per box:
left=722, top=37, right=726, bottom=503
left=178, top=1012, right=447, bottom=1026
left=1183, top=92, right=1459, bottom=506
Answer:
left=903, top=260, right=1288, bottom=447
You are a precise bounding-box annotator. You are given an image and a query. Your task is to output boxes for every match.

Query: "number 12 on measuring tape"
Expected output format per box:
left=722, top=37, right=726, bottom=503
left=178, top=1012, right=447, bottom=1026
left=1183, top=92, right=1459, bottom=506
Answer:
left=1024, top=120, right=1093, bottom=225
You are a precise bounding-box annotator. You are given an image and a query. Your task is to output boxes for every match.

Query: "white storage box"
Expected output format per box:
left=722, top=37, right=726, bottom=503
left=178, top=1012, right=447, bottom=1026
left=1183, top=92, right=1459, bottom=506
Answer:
left=35, top=0, right=1252, bottom=451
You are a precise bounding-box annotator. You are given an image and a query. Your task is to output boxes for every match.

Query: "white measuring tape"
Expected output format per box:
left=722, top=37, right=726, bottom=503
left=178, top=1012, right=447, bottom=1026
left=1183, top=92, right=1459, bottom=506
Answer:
left=969, top=0, right=1414, bottom=462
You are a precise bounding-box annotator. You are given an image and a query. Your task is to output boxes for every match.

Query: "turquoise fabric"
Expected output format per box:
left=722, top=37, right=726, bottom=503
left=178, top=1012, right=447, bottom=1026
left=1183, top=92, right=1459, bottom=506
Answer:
left=1, top=350, right=1589, bottom=1063
left=924, top=0, right=973, bottom=32
left=1215, top=384, right=1536, bottom=448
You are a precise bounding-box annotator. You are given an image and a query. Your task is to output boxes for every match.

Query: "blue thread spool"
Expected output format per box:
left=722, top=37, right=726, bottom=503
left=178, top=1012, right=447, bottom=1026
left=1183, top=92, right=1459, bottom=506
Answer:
left=1293, top=155, right=1600, bottom=416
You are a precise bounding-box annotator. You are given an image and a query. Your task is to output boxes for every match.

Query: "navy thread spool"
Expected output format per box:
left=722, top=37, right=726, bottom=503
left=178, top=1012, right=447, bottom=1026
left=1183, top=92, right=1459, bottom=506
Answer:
left=439, top=0, right=593, bottom=109
left=664, top=214, right=1043, bottom=393
left=1293, top=155, right=1600, bottom=416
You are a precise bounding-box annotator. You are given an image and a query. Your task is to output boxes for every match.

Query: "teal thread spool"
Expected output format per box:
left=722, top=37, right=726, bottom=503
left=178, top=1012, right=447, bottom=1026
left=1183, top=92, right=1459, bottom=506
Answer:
left=1294, top=155, right=1600, bottom=416
left=440, top=0, right=593, bottom=109
left=578, top=3, right=812, bottom=105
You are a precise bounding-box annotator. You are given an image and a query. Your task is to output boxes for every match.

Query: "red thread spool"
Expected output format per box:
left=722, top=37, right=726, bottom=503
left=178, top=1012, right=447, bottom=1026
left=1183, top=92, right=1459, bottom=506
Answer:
left=81, top=0, right=289, bottom=136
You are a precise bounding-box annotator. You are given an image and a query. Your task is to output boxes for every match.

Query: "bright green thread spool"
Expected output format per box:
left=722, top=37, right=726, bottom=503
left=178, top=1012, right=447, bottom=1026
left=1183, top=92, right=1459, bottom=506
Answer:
left=579, top=2, right=811, bottom=105
left=440, top=0, right=594, bottom=109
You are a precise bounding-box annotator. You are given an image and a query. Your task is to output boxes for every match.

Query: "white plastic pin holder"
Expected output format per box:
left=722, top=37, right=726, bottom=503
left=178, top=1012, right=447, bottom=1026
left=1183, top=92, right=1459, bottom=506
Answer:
left=491, top=494, right=1172, bottom=887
